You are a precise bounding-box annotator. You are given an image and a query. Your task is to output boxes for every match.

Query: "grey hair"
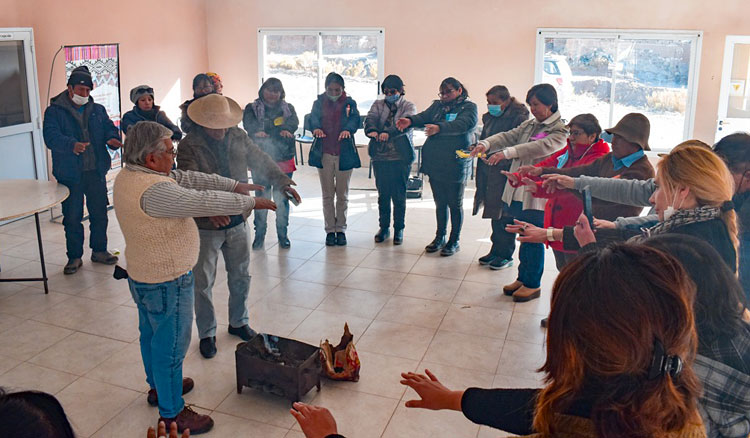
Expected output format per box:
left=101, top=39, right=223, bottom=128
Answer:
left=123, top=121, right=173, bottom=166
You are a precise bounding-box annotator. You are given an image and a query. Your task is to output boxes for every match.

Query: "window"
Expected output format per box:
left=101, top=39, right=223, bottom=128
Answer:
left=536, top=29, right=702, bottom=152
left=258, top=29, right=384, bottom=116
left=0, top=40, right=31, bottom=128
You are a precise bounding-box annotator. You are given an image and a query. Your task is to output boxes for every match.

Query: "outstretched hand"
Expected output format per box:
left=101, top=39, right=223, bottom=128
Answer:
left=400, top=369, right=463, bottom=411
left=147, top=421, right=189, bottom=438
left=290, top=402, right=338, bottom=438
left=540, top=174, right=575, bottom=193
left=505, top=219, right=548, bottom=243
left=573, top=212, right=597, bottom=247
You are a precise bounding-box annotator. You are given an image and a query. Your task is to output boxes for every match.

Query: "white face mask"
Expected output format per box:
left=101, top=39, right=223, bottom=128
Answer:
left=71, top=93, right=89, bottom=106
left=663, top=190, right=684, bottom=221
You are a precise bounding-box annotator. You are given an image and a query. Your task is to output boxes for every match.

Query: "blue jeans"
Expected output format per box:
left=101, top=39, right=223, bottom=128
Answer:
left=129, top=272, right=194, bottom=419
left=60, top=170, right=109, bottom=259
left=193, top=222, right=250, bottom=339
left=253, top=172, right=293, bottom=239
left=505, top=202, right=545, bottom=288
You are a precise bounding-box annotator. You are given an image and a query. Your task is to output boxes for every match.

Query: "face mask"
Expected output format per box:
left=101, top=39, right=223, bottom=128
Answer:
left=71, top=93, right=89, bottom=106
left=488, top=105, right=503, bottom=116
left=663, top=190, right=684, bottom=221
left=326, top=93, right=341, bottom=102
left=385, top=94, right=400, bottom=104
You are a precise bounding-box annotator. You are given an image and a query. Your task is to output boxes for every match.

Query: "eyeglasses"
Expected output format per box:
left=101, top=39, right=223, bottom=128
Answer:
left=136, top=87, right=154, bottom=95
left=438, top=89, right=456, bottom=97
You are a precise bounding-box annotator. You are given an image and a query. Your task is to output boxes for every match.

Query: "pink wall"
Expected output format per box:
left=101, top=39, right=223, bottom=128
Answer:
left=0, top=0, right=208, bottom=119
left=205, top=0, right=749, bottom=144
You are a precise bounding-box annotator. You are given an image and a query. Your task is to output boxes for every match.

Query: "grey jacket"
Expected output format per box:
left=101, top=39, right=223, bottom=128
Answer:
left=574, top=176, right=657, bottom=228
left=479, top=111, right=568, bottom=210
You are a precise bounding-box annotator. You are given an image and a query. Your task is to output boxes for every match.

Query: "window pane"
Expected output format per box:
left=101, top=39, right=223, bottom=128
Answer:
left=0, top=41, right=31, bottom=128
left=612, top=39, right=692, bottom=150
left=544, top=37, right=616, bottom=128
left=321, top=34, right=379, bottom=112
left=726, top=43, right=750, bottom=119
left=264, top=35, right=319, bottom=117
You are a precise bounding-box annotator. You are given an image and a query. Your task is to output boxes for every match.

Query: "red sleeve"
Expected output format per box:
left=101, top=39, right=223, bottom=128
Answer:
left=536, top=147, right=567, bottom=169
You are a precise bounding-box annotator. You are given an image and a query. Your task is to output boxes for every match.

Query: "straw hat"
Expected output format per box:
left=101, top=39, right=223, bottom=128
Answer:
left=605, top=113, right=651, bottom=151
left=187, top=94, right=242, bottom=129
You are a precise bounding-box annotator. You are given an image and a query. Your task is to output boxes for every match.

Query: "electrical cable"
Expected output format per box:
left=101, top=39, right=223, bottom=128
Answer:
left=45, top=45, right=64, bottom=106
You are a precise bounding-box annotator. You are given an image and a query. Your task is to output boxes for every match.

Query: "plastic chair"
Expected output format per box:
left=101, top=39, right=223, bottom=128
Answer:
left=295, top=113, right=315, bottom=166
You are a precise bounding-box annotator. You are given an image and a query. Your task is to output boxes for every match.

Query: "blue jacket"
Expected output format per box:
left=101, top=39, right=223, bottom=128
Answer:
left=308, top=93, right=361, bottom=171
left=121, top=105, right=182, bottom=141
left=43, top=91, right=120, bottom=184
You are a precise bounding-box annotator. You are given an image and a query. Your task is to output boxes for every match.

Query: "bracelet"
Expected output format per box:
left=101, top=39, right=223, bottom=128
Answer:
left=547, top=227, right=555, bottom=242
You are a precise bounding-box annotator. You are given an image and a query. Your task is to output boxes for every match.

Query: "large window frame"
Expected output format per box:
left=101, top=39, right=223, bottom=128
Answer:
left=257, top=28, right=385, bottom=114
left=535, top=28, right=703, bottom=153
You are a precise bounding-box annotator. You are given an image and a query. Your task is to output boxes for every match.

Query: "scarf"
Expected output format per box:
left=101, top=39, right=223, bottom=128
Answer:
left=250, top=98, right=292, bottom=122
left=432, top=95, right=467, bottom=124
left=634, top=206, right=725, bottom=241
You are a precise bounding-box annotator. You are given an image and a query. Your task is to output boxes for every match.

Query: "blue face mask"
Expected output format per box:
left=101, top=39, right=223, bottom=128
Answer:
left=385, top=94, right=400, bottom=104
left=488, top=105, right=503, bottom=117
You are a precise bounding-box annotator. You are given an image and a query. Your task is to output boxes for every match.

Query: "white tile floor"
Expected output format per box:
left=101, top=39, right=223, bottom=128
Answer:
left=0, top=165, right=561, bottom=437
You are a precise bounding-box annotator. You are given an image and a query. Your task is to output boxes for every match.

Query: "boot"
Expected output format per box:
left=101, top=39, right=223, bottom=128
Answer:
left=503, top=280, right=523, bottom=296
left=512, top=286, right=541, bottom=302
left=440, top=240, right=460, bottom=256
left=159, top=405, right=214, bottom=435
left=393, top=229, right=404, bottom=245
left=425, top=235, right=446, bottom=253
left=374, top=228, right=390, bottom=242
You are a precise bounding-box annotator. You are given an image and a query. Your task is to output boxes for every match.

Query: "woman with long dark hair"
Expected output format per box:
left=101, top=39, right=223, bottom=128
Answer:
left=396, top=77, right=477, bottom=256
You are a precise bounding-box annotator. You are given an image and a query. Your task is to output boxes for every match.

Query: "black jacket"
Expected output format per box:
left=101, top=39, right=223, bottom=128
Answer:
left=473, top=99, right=529, bottom=218
left=408, top=98, right=478, bottom=182
left=242, top=100, right=299, bottom=162
left=121, top=105, right=182, bottom=141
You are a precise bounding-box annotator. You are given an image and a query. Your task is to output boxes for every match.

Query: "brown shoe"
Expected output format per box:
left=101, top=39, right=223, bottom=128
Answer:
left=512, top=286, right=541, bottom=302
left=147, top=377, right=195, bottom=406
left=502, top=280, right=523, bottom=296
left=160, top=405, right=214, bottom=435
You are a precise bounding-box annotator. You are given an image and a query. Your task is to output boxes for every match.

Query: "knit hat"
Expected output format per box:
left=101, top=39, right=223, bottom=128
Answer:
left=67, top=66, right=93, bottom=89
left=187, top=94, right=242, bottom=129
left=130, top=85, right=154, bottom=104
left=605, top=113, right=651, bottom=151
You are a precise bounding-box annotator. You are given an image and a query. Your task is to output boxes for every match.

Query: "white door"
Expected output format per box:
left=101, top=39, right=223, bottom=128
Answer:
left=0, top=29, right=45, bottom=180
left=716, top=36, right=750, bottom=142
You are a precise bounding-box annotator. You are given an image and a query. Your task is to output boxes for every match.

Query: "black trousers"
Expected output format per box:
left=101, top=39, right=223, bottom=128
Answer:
left=373, top=161, right=410, bottom=230
left=489, top=217, right=516, bottom=260
left=60, top=170, right=109, bottom=260
left=429, top=178, right=465, bottom=242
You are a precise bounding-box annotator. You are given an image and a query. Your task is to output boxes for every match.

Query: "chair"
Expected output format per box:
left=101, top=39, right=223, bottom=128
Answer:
left=295, top=113, right=315, bottom=166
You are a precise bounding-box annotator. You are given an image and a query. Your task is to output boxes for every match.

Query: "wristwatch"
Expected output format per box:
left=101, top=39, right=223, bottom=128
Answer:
left=547, top=227, right=556, bottom=242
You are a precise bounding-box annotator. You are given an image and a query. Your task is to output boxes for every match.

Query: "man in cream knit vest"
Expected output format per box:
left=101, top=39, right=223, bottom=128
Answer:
left=114, top=121, right=276, bottom=435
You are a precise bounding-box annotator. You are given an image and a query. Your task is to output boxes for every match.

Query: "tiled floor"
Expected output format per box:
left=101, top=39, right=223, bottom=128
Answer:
left=0, top=165, right=559, bottom=437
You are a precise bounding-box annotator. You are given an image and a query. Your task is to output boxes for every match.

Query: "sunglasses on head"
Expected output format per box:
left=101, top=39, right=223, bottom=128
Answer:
left=137, top=87, right=154, bottom=95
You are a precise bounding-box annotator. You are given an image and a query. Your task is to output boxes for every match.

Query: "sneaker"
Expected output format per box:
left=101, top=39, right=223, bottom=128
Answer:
left=147, top=378, right=195, bottom=406
left=325, top=232, right=336, bottom=246
left=425, top=236, right=446, bottom=253
left=502, top=280, right=523, bottom=296
left=374, top=228, right=390, bottom=243
left=228, top=324, right=257, bottom=341
left=512, top=286, right=541, bottom=302
left=91, top=251, right=118, bottom=265
left=393, top=229, right=404, bottom=245
left=478, top=253, right=497, bottom=265
left=160, top=405, right=214, bottom=435
left=488, top=258, right=513, bottom=271
left=63, top=258, right=83, bottom=275
left=336, top=232, right=347, bottom=246
left=278, top=236, right=291, bottom=249
left=252, top=235, right=265, bottom=250
left=199, top=337, right=216, bottom=359
left=440, top=240, right=460, bottom=256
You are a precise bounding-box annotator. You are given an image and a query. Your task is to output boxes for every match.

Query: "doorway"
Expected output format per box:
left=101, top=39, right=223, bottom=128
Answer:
left=0, top=28, right=45, bottom=180
left=716, top=35, right=750, bottom=142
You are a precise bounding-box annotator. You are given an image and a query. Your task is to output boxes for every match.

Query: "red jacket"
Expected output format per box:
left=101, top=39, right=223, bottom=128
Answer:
left=509, top=139, right=610, bottom=252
